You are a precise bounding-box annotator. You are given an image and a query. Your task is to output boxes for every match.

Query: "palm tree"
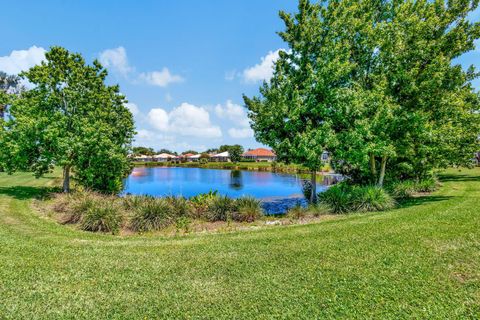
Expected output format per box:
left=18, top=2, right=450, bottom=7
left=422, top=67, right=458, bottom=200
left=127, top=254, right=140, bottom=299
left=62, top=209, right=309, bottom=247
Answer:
left=0, top=71, right=22, bottom=119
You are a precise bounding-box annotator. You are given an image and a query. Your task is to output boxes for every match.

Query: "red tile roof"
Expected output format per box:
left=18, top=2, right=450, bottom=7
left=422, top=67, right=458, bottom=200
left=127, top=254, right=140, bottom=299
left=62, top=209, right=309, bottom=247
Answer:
left=243, top=148, right=276, bottom=157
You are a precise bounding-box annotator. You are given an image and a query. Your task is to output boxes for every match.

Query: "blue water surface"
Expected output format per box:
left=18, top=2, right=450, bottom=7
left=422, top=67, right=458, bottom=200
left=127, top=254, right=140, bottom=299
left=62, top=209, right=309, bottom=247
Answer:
left=123, top=167, right=337, bottom=214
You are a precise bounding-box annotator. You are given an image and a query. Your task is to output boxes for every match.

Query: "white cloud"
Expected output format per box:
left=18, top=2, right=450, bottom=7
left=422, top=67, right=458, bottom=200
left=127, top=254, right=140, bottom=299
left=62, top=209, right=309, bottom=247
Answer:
left=242, top=49, right=284, bottom=83
left=0, top=46, right=46, bottom=75
left=139, top=68, right=184, bottom=87
left=136, top=129, right=155, bottom=140
left=99, top=46, right=132, bottom=76
left=225, top=69, right=236, bottom=81
left=228, top=127, right=254, bottom=139
left=215, top=100, right=252, bottom=138
left=148, top=108, right=170, bottom=131
left=148, top=102, right=222, bottom=138
left=125, top=102, right=140, bottom=116
left=215, top=100, right=246, bottom=121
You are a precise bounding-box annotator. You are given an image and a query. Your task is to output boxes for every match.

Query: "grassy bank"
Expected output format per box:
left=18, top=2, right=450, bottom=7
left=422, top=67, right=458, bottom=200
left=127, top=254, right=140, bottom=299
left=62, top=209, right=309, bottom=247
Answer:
left=0, top=169, right=479, bottom=318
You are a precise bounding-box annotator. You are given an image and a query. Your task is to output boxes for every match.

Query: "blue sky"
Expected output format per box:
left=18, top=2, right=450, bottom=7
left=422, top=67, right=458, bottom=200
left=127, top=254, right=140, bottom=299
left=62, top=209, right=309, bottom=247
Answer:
left=1, top=0, right=480, bottom=152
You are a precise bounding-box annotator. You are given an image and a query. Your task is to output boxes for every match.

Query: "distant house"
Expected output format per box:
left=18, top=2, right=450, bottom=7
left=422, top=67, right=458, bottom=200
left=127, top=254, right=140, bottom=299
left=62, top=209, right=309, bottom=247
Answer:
left=153, top=153, right=176, bottom=162
left=133, top=154, right=153, bottom=162
left=188, top=154, right=201, bottom=162
left=211, top=151, right=230, bottom=162
left=242, top=148, right=276, bottom=162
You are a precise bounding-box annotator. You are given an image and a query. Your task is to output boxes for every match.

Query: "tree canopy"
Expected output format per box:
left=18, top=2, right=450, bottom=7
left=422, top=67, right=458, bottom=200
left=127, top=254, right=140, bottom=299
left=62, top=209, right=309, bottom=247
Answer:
left=0, top=46, right=135, bottom=193
left=219, top=144, right=244, bottom=162
left=245, top=0, right=480, bottom=192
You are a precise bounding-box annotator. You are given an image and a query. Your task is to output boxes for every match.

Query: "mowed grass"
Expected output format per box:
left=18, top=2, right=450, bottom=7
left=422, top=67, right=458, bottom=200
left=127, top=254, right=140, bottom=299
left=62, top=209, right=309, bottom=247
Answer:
left=0, top=169, right=479, bottom=319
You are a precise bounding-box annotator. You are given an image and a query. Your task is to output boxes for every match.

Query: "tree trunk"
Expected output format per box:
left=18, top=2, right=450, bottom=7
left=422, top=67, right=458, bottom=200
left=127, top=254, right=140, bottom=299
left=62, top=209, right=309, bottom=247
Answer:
left=0, top=105, right=5, bottom=120
left=377, top=156, right=387, bottom=187
left=63, top=166, right=71, bottom=193
left=310, top=171, right=317, bottom=204
left=369, top=153, right=377, bottom=178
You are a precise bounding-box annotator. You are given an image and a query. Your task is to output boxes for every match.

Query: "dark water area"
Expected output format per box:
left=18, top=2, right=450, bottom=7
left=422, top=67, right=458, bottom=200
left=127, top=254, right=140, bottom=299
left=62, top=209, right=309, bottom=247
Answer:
left=123, top=167, right=341, bottom=214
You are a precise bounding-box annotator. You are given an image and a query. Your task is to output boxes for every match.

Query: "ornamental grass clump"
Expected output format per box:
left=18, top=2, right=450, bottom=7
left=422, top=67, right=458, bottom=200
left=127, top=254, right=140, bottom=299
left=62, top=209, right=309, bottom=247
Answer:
left=207, top=195, right=235, bottom=222
left=415, top=177, right=438, bottom=193
left=318, top=185, right=352, bottom=214
left=286, top=204, right=307, bottom=220
left=61, top=191, right=101, bottom=224
left=319, top=184, right=395, bottom=214
left=388, top=181, right=416, bottom=199
left=351, top=186, right=395, bottom=212
left=80, top=200, right=123, bottom=234
left=165, top=196, right=191, bottom=217
left=130, top=197, right=173, bottom=232
left=233, top=197, right=263, bottom=222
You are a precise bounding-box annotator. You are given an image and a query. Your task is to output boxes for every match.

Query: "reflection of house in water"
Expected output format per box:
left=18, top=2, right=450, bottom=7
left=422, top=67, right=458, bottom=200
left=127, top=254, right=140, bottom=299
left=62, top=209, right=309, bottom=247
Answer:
left=131, top=167, right=148, bottom=177
left=229, top=170, right=243, bottom=190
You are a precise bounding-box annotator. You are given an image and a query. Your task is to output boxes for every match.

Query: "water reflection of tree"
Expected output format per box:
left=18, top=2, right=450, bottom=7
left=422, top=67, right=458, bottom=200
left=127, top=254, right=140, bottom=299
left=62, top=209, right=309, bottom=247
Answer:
left=229, top=170, right=243, bottom=190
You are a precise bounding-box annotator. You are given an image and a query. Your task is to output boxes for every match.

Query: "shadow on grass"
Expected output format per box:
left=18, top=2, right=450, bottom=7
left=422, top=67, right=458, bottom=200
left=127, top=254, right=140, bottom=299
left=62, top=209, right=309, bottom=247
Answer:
left=396, top=195, right=453, bottom=209
left=0, top=186, right=60, bottom=200
left=439, top=173, right=480, bottom=183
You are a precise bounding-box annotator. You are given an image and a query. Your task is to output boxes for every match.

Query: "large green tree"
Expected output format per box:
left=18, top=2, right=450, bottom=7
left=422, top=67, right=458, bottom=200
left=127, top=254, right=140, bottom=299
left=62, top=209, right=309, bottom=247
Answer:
left=245, top=0, right=480, bottom=194
left=1, top=47, right=135, bottom=193
left=219, top=144, right=244, bottom=162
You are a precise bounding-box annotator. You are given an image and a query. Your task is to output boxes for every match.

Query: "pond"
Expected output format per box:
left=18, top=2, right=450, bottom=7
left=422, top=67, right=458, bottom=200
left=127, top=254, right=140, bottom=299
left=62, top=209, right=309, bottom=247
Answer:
left=123, top=167, right=340, bottom=214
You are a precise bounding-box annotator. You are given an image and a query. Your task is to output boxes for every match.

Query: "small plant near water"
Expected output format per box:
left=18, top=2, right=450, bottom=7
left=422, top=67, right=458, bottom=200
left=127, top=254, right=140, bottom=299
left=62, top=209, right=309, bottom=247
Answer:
left=80, top=200, right=123, bottom=234
left=130, top=197, right=173, bottom=232
left=319, top=184, right=395, bottom=214
left=351, top=186, right=395, bottom=212
left=233, top=197, right=263, bottom=222
left=318, top=185, right=352, bottom=214
left=286, top=204, right=307, bottom=220
left=175, top=216, right=191, bottom=234
left=207, top=195, right=235, bottom=222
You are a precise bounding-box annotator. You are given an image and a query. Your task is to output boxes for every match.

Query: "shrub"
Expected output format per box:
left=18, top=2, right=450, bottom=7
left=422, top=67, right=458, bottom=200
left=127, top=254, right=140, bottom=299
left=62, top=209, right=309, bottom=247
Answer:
left=175, top=216, right=191, bottom=233
left=351, top=186, right=395, bottom=212
left=63, top=191, right=101, bottom=224
left=189, top=191, right=219, bottom=219
left=301, top=180, right=312, bottom=201
left=80, top=200, right=123, bottom=234
left=207, top=195, right=235, bottom=222
left=130, top=197, right=173, bottom=232
left=388, top=181, right=416, bottom=199
left=319, top=184, right=395, bottom=213
left=233, top=197, right=263, bottom=222
left=415, top=177, right=438, bottom=193
left=318, top=185, right=352, bottom=214
left=286, top=204, right=307, bottom=220
left=165, top=196, right=191, bottom=217
left=122, top=194, right=147, bottom=211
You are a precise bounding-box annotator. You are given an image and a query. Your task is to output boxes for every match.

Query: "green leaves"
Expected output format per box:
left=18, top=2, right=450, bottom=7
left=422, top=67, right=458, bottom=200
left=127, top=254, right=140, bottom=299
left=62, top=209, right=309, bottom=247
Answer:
left=245, top=0, right=480, bottom=185
left=2, top=46, right=135, bottom=193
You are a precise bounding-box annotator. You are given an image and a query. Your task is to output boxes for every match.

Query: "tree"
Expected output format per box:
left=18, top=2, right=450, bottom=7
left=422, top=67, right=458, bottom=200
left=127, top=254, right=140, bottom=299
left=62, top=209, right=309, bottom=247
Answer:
left=157, top=148, right=177, bottom=155
left=132, top=146, right=155, bottom=156
left=332, top=0, right=480, bottom=185
left=182, top=150, right=198, bottom=155
left=244, top=0, right=347, bottom=202
left=218, top=144, right=244, bottom=162
left=245, top=0, right=480, bottom=195
left=1, top=47, right=135, bottom=193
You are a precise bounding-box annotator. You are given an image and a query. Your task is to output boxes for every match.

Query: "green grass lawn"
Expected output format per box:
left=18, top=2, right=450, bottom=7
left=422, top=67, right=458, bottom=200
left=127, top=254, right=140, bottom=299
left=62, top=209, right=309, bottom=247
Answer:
left=0, top=169, right=479, bottom=319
